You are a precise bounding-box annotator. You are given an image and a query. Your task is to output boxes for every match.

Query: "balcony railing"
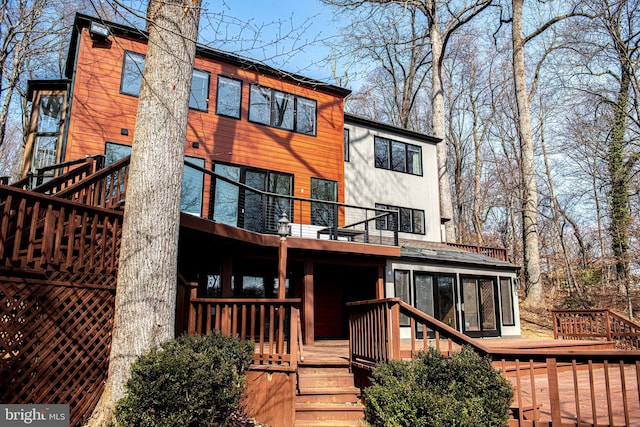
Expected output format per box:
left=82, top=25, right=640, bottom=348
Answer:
left=185, top=161, right=400, bottom=246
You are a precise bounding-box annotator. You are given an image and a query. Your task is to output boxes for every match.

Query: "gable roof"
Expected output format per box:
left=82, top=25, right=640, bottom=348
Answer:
left=65, top=13, right=352, bottom=98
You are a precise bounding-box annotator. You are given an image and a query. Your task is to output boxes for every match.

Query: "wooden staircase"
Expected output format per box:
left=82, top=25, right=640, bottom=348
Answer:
left=295, top=358, right=366, bottom=426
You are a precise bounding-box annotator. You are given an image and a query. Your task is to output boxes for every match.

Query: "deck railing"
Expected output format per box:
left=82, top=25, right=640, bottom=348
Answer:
left=0, top=185, right=122, bottom=276
left=186, top=289, right=302, bottom=368
left=445, top=242, right=509, bottom=261
left=553, top=309, right=640, bottom=350
left=348, top=298, right=640, bottom=426
left=9, top=155, right=105, bottom=191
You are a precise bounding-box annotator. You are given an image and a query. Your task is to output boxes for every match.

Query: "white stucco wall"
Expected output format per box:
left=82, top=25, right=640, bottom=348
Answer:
left=344, top=118, right=442, bottom=242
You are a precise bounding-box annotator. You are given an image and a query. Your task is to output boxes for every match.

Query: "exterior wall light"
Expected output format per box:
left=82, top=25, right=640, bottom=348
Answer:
left=90, top=22, right=111, bottom=39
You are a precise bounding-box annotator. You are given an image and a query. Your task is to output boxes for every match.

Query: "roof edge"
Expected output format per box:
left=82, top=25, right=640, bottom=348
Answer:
left=344, top=113, right=441, bottom=144
left=68, top=13, right=351, bottom=98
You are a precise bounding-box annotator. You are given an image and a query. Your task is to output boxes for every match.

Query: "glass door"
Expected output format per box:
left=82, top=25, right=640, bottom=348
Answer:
left=462, top=277, right=499, bottom=337
left=414, top=273, right=457, bottom=332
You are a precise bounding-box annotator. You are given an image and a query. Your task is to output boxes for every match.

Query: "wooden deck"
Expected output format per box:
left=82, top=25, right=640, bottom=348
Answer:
left=303, top=338, right=640, bottom=426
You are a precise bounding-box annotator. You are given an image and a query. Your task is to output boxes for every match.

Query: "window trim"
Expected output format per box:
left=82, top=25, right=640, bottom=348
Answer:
left=248, top=83, right=317, bottom=136
left=375, top=203, right=425, bottom=235
left=215, top=75, right=243, bottom=119
left=374, top=136, right=423, bottom=176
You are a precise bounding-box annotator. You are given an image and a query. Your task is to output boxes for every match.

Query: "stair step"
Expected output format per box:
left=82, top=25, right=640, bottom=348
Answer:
left=297, top=385, right=361, bottom=396
left=294, top=420, right=368, bottom=427
left=298, top=372, right=356, bottom=389
left=297, top=393, right=360, bottom=404
left=295, top=402, right=364, bottom=421
left=298, top=366, right=350, bottom=375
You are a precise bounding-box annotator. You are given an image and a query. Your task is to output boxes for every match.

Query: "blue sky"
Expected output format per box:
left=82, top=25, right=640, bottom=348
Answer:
left=200, top=0, right=344, bottom=84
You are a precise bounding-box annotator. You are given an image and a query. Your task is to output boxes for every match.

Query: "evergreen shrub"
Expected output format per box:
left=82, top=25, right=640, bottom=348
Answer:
left=364, top=347, right=513, bottom=427
left=114, top=332, right=254, bottom=427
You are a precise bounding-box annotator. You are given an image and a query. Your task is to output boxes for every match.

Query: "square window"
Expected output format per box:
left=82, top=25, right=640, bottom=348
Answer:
left=120, top=51, right=145, bottom=96
left=216, top=76, right=242, bottom=118
left=189, top=69, right=210, bottom=111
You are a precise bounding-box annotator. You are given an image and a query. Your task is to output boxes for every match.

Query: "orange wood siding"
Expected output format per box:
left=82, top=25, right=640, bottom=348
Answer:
left=67, top=29, right=346, bottom=210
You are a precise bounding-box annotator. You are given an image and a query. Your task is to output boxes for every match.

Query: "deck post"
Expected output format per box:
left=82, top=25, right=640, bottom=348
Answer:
left=389, top=300, right=401, bottom=360
left=303, top=261, right=314, bottom=345
left=188, top=285, right=197, bottom=335
left=547, top=358, right=562, bottom=425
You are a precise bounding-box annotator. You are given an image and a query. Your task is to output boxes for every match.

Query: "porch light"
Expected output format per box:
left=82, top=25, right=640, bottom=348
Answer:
left=277, top=211, right=290, bottom=239
left=90, top=21, right=111, bottom=39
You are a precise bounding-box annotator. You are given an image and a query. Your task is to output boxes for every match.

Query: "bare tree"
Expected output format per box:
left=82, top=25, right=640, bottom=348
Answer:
left=88, top=0, right=202, bottom=424
left=324, top=0, right=493, bottom=243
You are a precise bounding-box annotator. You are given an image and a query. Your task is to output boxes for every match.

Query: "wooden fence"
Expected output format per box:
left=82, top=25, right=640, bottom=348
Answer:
left=0, top=276, right=115, bottom=427
left=553, top=309, right=640, bottom=350
left=348, top=298, right=640, bottom=426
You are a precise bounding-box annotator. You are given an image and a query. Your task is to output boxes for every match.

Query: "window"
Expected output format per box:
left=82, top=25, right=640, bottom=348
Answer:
left=376, top=203, right=424, bottom=234
left=216, top=76, right=242, bottom=118
left=212, top=163, right=293, bottom=232
left=32, top=94, right=64, bottom=171
left=344, top=129, right=350, bottom=162
left=499, top=277, right=515, bottom=326
left=311, top=178, right=337, bottom=226
left=189, top=69, right=210, bottom=111
left=394, top=270, right=411, bottom=326
left=121, top=51, right=145, bottom=96
left=374, top=136, right=422, bottom=175
left=105, top=142, right=205, bottom=215
left=121, top=51, right=209, bottom=112
left=249, top=84, right=316, bottom=135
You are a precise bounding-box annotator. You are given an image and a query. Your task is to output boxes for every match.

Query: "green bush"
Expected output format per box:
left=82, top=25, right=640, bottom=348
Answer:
left=364, top=347, right=513, bottom=427
left=114, top=332, right=254, bottom=427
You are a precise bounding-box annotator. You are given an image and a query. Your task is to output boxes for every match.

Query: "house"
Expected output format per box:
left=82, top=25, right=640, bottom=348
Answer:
left=10, top=13, right=521, bottom=426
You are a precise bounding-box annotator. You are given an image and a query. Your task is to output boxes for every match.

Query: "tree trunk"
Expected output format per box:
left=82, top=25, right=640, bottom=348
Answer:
left=512, top=0, right=542, bottom=306
left=430, top=22, right=456, bottom=243
left=87, top=1, right=202, bottom=425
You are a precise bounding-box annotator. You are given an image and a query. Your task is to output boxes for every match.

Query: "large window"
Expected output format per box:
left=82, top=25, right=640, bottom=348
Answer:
left=374, top=136, right=422, bottom=175
left=394, top=270, right=411, bottom=326
left=212, top=163, right=293, bottom=233
left=104, top=142, right=205, bottom=215
left=120, top=51, right=210, bottom=111
left=310, top=178, right=337, bottom=226
left=375, top=203, right=424, bottom=234
left=249, top=84, right=316, bottom=135
left=216, top=76, right=242, bottom=118
left=32, top=94, right=64, bottom=170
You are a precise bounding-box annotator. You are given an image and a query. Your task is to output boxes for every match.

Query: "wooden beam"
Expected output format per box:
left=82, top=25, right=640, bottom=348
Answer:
left=304, top=261, right=314, bottom=345
left=376, top=265, right=385, bottom=299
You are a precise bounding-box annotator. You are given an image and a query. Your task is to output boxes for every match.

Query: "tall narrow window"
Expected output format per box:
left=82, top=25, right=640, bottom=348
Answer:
left=120, top=51, right=145, bottom=96
left=311, top=178, right=337, bottom=226
left=344, top=128, right=350, bottom=162
left=189, top=69, right=210, bottom=111
left=394, top=270, right=411, bottom=326
left=216, top=76, right=242, bottom=118
left=32, top=94, right=64, bottom=170
left=295, top=97, right=316, bottom=135
left=499, top=278, right=515, bottom=326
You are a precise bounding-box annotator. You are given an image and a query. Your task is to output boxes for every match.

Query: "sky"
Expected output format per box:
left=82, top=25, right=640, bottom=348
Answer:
left=199, top=0, right=345, bottom=85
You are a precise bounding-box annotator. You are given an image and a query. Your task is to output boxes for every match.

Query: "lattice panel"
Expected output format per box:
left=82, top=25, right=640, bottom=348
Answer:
left=480, top=280, right=496, bottom=329
left=0, top=277, right=115, bottom=427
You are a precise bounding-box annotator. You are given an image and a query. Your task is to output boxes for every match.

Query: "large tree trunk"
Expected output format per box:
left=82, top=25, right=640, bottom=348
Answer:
left=88, top=1, right=202, bottom=424
left=431, top=22, right=456, bottom=243
left=512, top=0, right=542, bottom=306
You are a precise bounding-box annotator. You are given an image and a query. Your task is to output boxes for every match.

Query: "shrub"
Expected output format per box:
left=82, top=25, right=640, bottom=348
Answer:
left=114, top=332, right=254, bottom=427
left=364, top=347, right=513, bottom=427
